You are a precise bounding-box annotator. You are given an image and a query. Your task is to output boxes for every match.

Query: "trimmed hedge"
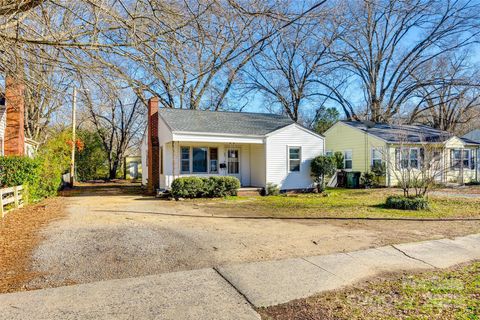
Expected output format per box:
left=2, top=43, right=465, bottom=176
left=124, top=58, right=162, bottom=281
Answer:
left=0, top=156, right=40, bottom=187
left=0, top=156, right=64, bottom=201
left=171, top=176, right=240, bottom=199
left=385, top=195, right=429, bottom=210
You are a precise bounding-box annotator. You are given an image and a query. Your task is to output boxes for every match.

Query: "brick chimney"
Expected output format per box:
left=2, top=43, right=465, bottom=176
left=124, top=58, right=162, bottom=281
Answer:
left=4, top=75, right=25, bottom=156
left=147, top=97, right=160, bottom=194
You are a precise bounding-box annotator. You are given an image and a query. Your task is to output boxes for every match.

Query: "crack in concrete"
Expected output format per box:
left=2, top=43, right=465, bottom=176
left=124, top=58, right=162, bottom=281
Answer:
left=300, top=258, right=344, bottom=280
left=213, top=267, right=256, bottom=309
left=390, top=245, right=437, bottom=269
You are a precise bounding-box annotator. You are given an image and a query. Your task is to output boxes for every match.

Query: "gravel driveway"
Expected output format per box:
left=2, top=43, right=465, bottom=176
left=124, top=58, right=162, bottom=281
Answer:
left=28, top=184, right=480, bottom=290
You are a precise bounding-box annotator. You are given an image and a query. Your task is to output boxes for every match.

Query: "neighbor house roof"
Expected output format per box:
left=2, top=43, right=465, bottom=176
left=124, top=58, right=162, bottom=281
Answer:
left=463, top=129, right=480, bottom=144
left=341, top=120, right=480, bottom=145
left=158, top=108, right=295, bottom=136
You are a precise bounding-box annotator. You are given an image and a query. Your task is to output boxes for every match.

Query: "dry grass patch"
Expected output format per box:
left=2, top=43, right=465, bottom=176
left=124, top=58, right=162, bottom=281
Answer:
left=259, top=261, right=480, bottom=320
left=0, top=197, right=66, bottom=293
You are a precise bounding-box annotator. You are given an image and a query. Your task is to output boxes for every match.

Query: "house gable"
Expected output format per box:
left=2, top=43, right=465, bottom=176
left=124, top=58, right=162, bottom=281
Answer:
left=324, top=121, right=386, bottom=172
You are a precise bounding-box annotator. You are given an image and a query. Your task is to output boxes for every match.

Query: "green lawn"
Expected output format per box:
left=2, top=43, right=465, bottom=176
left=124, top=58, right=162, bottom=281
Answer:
left=203, top=188, right=480, bottom=219
left=259, top=261, right=480, bottom=320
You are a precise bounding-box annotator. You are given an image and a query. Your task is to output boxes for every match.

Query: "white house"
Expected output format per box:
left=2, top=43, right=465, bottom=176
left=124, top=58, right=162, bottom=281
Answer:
left=141, top=98, right=324, bottom=192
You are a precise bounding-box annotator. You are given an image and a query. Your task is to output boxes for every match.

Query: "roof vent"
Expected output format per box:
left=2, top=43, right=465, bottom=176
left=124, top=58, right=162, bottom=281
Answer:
left=362, top=120, right=375, bottom=128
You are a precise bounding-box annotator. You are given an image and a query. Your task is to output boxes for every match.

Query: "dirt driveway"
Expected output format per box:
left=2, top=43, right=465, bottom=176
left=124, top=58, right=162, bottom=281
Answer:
left=27, top=184, right=480, bottom=290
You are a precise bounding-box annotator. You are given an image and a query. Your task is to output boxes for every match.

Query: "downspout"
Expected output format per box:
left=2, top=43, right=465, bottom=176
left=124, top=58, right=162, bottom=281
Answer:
left=386, top=143, right=391, bottom=187
left=171, top=141, right=175, bottom=188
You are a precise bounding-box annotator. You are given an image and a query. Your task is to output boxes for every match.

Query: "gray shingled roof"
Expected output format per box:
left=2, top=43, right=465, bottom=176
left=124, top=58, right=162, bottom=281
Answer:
left=158, top=108, right=294, bottom=136
left=342, top=120, right=480, bottom=145
left=463, top=129, right=480, bottom=144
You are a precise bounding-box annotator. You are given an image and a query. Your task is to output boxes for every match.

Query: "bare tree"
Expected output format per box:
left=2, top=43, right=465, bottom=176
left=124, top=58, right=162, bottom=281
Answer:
left=382, top=134, right=451, bottom=197
left=78, top=73, right=145, bottom=179
left=406, top=54, right=480, bottom=132
left=242, top=1, right=334, bottom=121
left=329, top=0, right=480, bottom=122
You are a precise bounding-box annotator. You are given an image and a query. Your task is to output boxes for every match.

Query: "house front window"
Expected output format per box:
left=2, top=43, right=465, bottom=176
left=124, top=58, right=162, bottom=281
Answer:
left=181, top=147, right=190, bottom=173
left=395, top=147, right=421, bottom=169
left=371, top=148, right=383, bottom=168
left=192, top=147, right=208, bottom=173
left=344, top=150, right=352, bottom=169
left=181, top=146, right=219, bottom=174
left=288, top=147, right=301, bottom=172
left=451, top=149, right=471, bottom=170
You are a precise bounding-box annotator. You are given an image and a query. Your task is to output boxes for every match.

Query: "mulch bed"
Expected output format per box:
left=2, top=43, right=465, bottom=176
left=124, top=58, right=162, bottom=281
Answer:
left=0, top=197, right=67, bottom=293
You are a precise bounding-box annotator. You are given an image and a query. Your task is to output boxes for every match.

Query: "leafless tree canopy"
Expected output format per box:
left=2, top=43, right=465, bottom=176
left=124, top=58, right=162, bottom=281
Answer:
left=1, top=0, right=480, bottom=147
left=328, top=0, right=480, bottom=124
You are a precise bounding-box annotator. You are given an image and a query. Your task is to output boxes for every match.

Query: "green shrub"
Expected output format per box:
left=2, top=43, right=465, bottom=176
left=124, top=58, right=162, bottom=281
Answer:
left=76, top=130, right=109, bottom=181
left=361, top=172, right=376, bottom=188
left=311, top=155, right=336, bottom=192
left=0, top=156, right=40, bottom=187
left=385, top=195, right=429, bottom=210
left=265, top=183, right=280, bottom=196
left=170, top=176, right=240, bottom=199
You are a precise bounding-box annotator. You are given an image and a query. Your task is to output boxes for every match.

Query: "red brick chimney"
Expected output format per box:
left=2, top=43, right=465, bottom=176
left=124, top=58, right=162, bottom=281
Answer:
left=147, top=97, right=160, bottom=194
left=4, top=75, right=25, bottom=156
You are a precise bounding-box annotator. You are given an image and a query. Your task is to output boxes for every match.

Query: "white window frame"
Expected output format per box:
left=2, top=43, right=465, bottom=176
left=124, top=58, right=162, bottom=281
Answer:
left=451, top=148, right=471, bottom=170
left=396, top=147, right=420, bottom=170
left=409, top=147, right=420, bottom=169
left=288, top=146, right=302, bottom=173
left=180, top=146, right=219, bottom=174
left=180, top=146, right=191, bottom=174
left=344, top=150, right=353, bottom=170
left=371, top=147, right=383, bottom=167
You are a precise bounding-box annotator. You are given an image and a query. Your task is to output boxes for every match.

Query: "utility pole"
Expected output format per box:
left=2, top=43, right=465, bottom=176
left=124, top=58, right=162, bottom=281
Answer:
left=69, top=87, right=77, bottom=188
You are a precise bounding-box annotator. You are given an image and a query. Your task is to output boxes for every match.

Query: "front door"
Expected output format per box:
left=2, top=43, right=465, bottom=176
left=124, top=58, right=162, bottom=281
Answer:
left=227, top=148, right=241, bottom=183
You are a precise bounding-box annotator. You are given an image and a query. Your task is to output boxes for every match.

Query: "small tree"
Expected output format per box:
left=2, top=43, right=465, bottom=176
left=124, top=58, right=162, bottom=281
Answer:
left=311, top=155, right=336, bottom=193
left=333, top=151, right=344, bottom=170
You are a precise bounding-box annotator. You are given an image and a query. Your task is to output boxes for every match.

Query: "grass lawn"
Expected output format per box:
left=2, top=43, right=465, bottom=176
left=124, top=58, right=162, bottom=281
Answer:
left=201, top=188, right=480, bottom=219
left=259, top=261, right=480, bottom=320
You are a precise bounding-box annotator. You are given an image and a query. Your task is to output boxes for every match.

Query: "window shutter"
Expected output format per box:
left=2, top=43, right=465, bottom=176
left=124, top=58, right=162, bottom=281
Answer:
left=450, top=149, right=454, bottom=169
left=395, top=148, right=400, bottom=170
left=420, top=148, right=424, bottom=168
left=471, top=150, right=476, bottom=170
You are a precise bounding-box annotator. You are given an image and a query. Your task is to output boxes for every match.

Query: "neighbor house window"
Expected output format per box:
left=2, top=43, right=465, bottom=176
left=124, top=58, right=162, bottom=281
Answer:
left=288, top=147, right=301, bottom=172
left=181, top=147, right=190, bottom=173
left=371, top=148, right=383, bottom=168
left=344, top=150, right=352, bottom=169
left=192, top=147, right=208, bottom=173
left=210, top=148, right=218, bottom=173
left=451, top=149, right=470, bottom=170
left=395, top=148, right=421, bottom=169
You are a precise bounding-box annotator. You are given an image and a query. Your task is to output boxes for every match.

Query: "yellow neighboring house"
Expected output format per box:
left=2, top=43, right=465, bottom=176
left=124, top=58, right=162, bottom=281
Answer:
left=324, top=121, right=480, bottom=186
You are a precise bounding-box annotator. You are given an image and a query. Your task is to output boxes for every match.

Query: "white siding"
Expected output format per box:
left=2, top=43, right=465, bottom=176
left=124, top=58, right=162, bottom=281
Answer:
left=250, top=144, right=266, bottom=187
left=265, top=124, right=324, bottom=190
left=160, top=142, right=260, bottom=188
left=140, top=133, right=148, bottom=186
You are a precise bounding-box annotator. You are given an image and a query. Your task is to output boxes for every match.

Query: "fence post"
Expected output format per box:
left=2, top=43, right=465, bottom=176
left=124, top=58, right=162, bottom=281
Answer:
left=0, top=189, right=3, bottom=218
left=14, top=186, right=19, bottom=209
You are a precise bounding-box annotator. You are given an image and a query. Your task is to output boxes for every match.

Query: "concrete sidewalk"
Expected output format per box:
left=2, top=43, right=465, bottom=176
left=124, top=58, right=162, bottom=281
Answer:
left=0, top=234, right=479, bottom=319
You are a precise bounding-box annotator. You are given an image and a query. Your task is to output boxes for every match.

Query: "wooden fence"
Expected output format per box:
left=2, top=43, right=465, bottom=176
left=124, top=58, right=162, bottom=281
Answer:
left=0, top=185, right=25, bottom=218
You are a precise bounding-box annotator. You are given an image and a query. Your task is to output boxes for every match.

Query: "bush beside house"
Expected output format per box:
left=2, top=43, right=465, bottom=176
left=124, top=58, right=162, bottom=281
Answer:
left=170, top=176, right=240, bottom=199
